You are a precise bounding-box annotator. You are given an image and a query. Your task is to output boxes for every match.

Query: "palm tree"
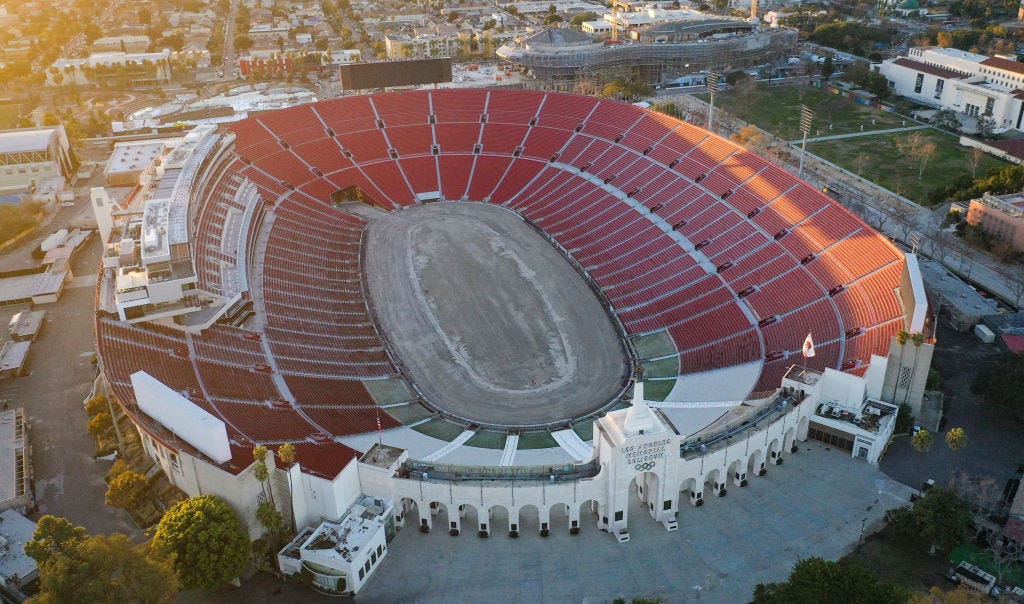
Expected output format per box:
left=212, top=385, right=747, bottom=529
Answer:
left=911, top=429, right=933, bottom=453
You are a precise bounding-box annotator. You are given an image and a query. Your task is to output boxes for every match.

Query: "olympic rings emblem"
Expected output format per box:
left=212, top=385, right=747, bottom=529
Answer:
left=635, top=461, right=656, bottom=471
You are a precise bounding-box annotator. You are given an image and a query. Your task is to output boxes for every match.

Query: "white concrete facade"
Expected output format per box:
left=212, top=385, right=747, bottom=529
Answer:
left=878, top=47, right=1024, bottom=130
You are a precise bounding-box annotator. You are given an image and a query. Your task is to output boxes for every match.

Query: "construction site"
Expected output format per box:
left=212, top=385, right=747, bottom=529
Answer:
left=497, top=1, right=795, bottom=85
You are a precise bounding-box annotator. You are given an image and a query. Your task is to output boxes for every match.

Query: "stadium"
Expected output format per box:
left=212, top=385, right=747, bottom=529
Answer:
left=92, top=89, right=930, bottom=593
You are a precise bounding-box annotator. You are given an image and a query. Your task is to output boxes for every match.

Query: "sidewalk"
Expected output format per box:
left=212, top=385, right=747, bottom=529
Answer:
left=793, top=124, right=929, bottom=144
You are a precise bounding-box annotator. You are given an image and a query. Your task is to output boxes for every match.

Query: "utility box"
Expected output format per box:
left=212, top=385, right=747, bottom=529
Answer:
left=974, top=324, right=995, bottom=344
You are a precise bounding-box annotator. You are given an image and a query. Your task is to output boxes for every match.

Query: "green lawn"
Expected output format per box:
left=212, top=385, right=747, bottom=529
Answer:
left=465, top=430, right=507, bottom=449
left=644, top=379, right=675, bottom=402
left=837, top=526, right=949, bottom=594
left=517, top=431, right=558, bottom=450
left=631, top=330, right=677, bottom=360
left=411, top=418, right=465, bottom=441
left=705, top=85, right=907, bottom=140
left=642, top=355, right=679, bottom=378
left=572, top=419, right=594, bottom=442
left=806, top=129, right=1009, bottom=205
left=384, top=402, right=435, bottom=424
left=363, top=377, right=414, bottom=405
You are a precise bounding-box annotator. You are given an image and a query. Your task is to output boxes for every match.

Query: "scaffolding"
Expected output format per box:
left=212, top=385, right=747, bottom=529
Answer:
left=498, top=27, right=797, bottom=88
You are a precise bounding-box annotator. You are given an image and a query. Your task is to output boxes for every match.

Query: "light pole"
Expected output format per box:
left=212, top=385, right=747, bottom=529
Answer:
left=856, top=517, right=867, bottom=555
left=707, top=71, right=720, bottom=132
left=798, top=104, right=814, bottom=178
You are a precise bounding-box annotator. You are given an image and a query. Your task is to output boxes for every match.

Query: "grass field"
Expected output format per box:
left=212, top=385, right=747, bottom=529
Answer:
left=631, top=331, right=677, bottom=360
left=706, top=85, right=907, bottom=140
left=572, top=419, right=594, bottom=441
left=807, top=129, right=1009, bottom=205
left=412, top=418, right=465, bottom=441
left=465, top=430, right=507, bottom=449
left=644, top=379, right=675, bottom=402
left=837, top=527, right=952, bottom=594
left=517, top=431, right=558, bottom=450
left=642, top=355, right=679, bottom=378
left=383, top=402, right=434, bottom=424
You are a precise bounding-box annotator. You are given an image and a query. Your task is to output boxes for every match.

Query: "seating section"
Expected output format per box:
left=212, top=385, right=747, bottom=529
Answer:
left=97, top=90, right=908, bottom=473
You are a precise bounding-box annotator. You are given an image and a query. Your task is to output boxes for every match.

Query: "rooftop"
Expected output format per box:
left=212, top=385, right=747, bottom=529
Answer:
left=0, top=509, right=37, bottom=584
left=980, top=55, right=1024, bottom=76
left=7, top=310, right=44, bottom=339
left=359, top=443, right=404, bottom=469
left=301, top=498, right=387, bottom=566
left=891, top=57, right=967, bottom=80
left=918, top=258, right=999, bottom=318
left=0, top=127, right=58, bottom=154
left=0, top=271, right=66, bottom=305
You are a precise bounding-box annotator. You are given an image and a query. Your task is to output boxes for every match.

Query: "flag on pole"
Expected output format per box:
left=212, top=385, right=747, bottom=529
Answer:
left=802, top=333, right=816, bottom=358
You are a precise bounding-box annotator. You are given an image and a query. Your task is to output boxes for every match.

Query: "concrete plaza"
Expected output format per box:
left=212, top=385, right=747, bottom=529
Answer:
left=356, top=441, right=915, bottom=603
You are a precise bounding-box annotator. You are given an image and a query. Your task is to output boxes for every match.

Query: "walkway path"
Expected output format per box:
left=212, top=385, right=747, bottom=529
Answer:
left=422, top=430, right=475, bottom=462
left=791, top=124, right=928, bottom=144
left=551, top=429, right=592, bottom=462
left=499, top=434, right=519, bottom=466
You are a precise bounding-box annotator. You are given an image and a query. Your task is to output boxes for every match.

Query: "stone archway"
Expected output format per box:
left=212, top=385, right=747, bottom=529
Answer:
left=704, top=467, right=725, bottom=498
left=577, top=499, right=600, bottom=532
left=784, top=426, right=797, bottom=453
left=429, top=501, right=452, bottom=535
left=399, top=497, right=420, bottom=532
left=489, top=504, right=511, bottom=536
left=727, top=457, right=746, bottom=487
left=459, top=503, right=482, bottom=537
left=515, top=504, right=540, bottom=538
left=679, top=476, right=701, bottom=507
left=747, top=449, right=764, bottom=478
left=767, top=437, right=784, bottom=465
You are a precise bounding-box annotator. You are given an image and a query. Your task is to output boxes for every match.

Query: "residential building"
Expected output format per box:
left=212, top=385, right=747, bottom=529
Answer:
left=966, top=191, right=1024, bottom=253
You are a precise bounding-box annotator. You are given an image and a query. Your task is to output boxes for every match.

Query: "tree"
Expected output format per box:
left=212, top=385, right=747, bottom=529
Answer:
left=886, top=487, right=972, bottom=555
left=33, top=533, right=177, bottom=604
left=233, top=34, right=254, bottom=53
left=821, top=55, right=835, bottom=84
left=732, top=125, right=769, bottom=152
left=105, top=470, right=149, bottom=510
left=973, top=353, right=1024, bottom=422
left=945, top=427, right=967, bottom=453
left=278, top=442, right=296, bottom=465
left=900, top=132, right=937, bottom=180
left=545, top=13, right=563, bottom=23
left=87, top=411, right=112, bottom=437
left=932, top=109, right=961, bottom=132
left=975, top=115, right=995, bottom=139
left=151, top=495, right=250, bottom=591
left=570, top=11, right=599, bottom=27
left=966, top=146, right=984, bottom=179
left=852, top=153, right=870, bottom=177
left=752, top=557, right=908, bottom=603
left=911, top=428, right=934, bottom=453
left=25, top=515, right=87, bottom=565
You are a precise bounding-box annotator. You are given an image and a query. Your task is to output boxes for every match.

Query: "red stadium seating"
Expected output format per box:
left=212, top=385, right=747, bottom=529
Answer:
left=97, top=90, right=907, bottom=475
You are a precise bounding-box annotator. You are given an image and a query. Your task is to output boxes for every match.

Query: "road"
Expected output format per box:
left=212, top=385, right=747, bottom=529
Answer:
left=0, top=158, right=141, bottom=538
left=222, top=0, right=239, bottom=76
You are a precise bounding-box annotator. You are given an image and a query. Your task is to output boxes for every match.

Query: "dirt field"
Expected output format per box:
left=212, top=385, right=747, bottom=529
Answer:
left=365, top=202, right=629, bottom=427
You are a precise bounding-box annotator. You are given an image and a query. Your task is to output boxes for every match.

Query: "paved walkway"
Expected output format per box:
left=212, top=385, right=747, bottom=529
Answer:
left=357, top=442, right=914, bottom=604
left=792, top=124, right=929, bottom=144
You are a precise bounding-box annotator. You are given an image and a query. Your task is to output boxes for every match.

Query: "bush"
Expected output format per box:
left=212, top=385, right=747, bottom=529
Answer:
left=894, top=403, right=916, bottom=435
left=105, top=470, right=149, bottom=510
left=87, top=412, right=112, bottom=438
left=106, top=458, right=130, bottom=482
left=84, top=395, right=107, bottom=417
